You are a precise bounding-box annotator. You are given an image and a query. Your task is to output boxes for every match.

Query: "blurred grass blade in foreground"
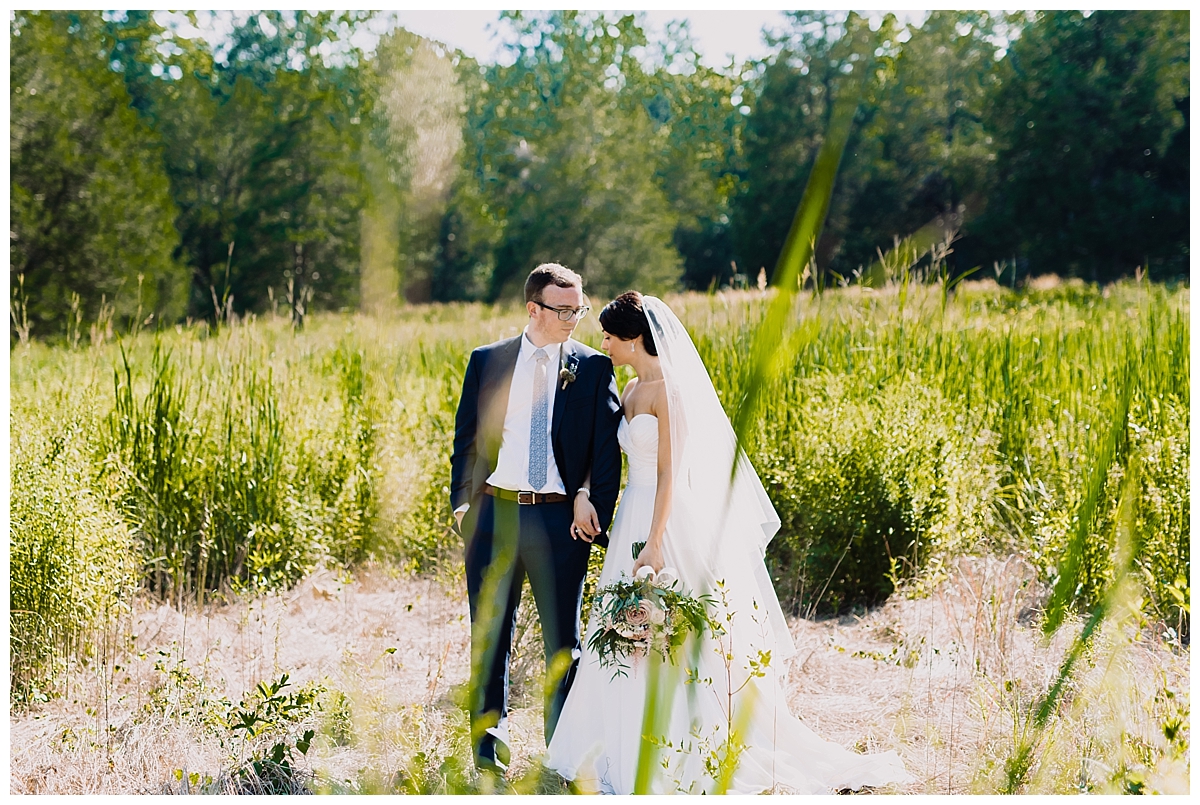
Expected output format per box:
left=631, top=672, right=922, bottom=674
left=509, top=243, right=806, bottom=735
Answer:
left=1042, top=360, right=1135, bottom=635
left=730, top=17, right=874, bottom=462
left=1004, top=452, right=1143, bottom=792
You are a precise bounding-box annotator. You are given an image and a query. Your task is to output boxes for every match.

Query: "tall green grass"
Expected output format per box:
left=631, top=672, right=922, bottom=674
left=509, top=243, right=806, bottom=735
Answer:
left=96, top=316, right=487, bottom=603
left=10, top=374, right=137, bottom=705
left=682, top=280, right=1188, bottom=624
left=9, top=306, right=517, bottom=699
left=9, top=280, right=1189, bottom=705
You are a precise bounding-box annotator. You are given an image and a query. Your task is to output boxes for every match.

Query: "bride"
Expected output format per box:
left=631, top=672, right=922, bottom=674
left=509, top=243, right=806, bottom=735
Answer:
left=543, top=292, right=914, bottom=794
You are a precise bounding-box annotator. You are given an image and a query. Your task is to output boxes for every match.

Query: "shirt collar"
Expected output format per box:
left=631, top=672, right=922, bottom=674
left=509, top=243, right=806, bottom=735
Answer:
left=521, top=329, right=563, bottom=363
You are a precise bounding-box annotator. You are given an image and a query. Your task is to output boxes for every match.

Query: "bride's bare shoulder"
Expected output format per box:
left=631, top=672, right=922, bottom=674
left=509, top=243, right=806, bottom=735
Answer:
left=648, top=379, right=670, bottom=421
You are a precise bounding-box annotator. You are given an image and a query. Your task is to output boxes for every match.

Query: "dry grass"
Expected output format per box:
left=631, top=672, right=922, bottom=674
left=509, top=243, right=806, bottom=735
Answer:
left=9, top=566, right=475, bottom=793
left=9, top=556, right=1189, bottom=794
left=788, top=555, right=1189, bottom=794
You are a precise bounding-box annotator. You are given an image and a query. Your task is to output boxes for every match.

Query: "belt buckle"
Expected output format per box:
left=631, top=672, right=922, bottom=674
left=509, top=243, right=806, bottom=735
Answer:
left=517, top=491, right=534, bottom=505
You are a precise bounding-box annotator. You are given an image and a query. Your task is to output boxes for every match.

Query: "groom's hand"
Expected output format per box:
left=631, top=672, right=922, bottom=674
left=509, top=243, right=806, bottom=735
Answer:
left=571, top=493, right=601, bottom=542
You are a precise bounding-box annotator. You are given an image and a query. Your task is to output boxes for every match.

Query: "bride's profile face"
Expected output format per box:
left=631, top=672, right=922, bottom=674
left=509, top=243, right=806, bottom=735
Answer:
left=600, top=331, right=634, bottom=367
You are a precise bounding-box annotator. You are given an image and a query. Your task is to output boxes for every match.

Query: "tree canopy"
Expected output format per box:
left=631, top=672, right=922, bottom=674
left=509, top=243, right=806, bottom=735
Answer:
left=9, top=9, right=1189, bottom=338
left=11, top=11, right=184, bottom=335
left=976, top=10, right=1189, bottom=280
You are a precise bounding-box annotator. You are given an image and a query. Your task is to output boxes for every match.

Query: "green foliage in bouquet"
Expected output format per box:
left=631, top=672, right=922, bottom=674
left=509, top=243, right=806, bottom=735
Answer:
left=587, top=571, right=717, bottom=679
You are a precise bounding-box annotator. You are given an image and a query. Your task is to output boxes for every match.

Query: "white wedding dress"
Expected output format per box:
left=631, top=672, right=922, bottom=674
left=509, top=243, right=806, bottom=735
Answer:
left=544, top=414, right=914, bottom=794
left=544, top=296, right=914, bottom=794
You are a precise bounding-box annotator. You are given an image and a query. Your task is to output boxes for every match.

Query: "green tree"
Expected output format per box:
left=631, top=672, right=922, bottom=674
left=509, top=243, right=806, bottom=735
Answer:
left=106, top=11, right=371, bottom=320
left=839, top=10, right=1003, bottom=275
left=10, top=11, right=185, bottom=338
left=734, top=11, right=1004, bottom=283
left=624, top=20, right=745, bottom=290
left=734, top=12, right=875, bottom=281
left=977, top=10, right=1189, bottom=281
left=455, top=12, right=683, bottom=302
left=363, top=29, right=468, bottom=305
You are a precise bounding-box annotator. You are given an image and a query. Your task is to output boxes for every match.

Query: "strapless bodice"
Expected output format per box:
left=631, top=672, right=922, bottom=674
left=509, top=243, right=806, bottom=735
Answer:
left=618, top=414, right=658, bottom=487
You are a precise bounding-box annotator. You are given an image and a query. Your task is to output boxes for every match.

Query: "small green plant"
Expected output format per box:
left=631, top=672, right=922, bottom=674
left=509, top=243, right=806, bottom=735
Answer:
left=147, top=658, right=324, bottom=794
left=321, top=689, right=355, bottom=747
left=146, top=649, right=229, bottom=729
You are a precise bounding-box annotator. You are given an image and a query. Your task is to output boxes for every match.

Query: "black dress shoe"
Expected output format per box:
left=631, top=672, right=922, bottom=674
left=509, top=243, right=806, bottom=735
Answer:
left=476, top=755, right=506, bottom=775
left=475, top=735, right=510, bottom=774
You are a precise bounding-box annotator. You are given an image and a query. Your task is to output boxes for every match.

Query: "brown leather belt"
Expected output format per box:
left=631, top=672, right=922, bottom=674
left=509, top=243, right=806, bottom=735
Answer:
left=484, top=485, right=569, bottom=505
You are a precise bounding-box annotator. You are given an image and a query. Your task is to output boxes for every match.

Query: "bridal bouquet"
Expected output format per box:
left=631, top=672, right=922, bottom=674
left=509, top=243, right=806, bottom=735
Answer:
left=587, top=564, right=714, bottom=678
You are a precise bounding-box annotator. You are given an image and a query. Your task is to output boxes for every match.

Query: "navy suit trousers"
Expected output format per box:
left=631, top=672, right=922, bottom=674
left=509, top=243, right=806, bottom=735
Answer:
left=463, top=494, right=592, bottom=758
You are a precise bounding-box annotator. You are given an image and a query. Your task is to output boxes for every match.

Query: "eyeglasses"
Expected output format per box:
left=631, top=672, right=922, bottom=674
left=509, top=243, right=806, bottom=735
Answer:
left=534, top=300, right=591, bottom=321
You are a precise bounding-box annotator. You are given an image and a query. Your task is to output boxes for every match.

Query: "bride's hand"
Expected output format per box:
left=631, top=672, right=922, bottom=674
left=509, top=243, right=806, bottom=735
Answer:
left=571, top=493, right=601, bottom=542
left=632, top=540, right=664, bottom=575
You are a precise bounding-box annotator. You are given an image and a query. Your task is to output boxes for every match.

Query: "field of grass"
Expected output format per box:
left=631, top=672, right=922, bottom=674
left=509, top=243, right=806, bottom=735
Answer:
left=9, top=277, right=1190, bottom=793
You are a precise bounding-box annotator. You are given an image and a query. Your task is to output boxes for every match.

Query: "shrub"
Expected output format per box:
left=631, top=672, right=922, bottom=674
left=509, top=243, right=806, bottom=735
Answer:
left=757, top=375, right=1000, bottom=615
left=1130, top=396, right=1190, bottom=640
left=296, top=343, right=381, bottom=568
left=10, top=388, right=136, bottom=705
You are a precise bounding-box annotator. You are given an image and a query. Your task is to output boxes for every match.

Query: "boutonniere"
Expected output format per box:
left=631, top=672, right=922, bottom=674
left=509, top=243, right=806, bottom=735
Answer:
left=559, top=354, right=579, bottom=390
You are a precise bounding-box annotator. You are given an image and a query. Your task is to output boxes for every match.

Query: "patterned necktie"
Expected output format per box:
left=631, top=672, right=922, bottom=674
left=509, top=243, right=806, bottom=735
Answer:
left=528, top=348, right=549, bottom=490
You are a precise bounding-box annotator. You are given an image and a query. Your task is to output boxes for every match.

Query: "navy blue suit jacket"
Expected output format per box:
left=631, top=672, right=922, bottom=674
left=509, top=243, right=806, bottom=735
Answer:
left=450, top=335, right=622, bottom=546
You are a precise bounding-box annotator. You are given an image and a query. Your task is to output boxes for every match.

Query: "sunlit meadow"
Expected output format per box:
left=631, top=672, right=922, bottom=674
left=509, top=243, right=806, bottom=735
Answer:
left=10, top=277, right=1189, bottom=793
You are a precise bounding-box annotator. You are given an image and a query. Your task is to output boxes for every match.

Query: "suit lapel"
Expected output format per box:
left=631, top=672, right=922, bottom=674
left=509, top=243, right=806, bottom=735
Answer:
left=551, top=340, right=576, bottom=444
left=480, top=336, right=522, bottom=462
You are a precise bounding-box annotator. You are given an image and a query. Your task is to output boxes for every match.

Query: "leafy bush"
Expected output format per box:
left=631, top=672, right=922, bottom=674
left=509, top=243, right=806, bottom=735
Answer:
left=145, top=656, right=324, bottom=794
left=1129, top=396, right=1190, bottom=640
left=1024, top=391, right=1192, bottom=639
left=297, top=343, right=381, bottom=567
left=374, top=343, right=465, bottom=574
left=757, top=375, right=999, bottom=615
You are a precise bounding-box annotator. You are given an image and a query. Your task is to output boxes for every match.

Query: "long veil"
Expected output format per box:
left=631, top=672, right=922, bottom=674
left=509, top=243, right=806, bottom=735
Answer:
left=641, top=296, right=796, bottom=662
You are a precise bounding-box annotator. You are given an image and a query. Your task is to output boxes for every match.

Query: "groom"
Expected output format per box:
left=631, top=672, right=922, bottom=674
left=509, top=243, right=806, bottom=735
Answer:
left=450, top=263, right=622, bottom=772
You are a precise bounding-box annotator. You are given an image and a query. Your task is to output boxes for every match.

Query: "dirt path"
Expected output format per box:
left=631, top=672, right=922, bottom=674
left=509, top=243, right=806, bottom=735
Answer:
left=9, top=558, right=1189, bottom=794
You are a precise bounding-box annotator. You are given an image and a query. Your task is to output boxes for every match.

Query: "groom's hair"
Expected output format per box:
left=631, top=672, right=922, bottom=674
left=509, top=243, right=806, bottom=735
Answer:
left=525, top=263, right=583, bottom=303
left=599, top=291, right=657, bottom=356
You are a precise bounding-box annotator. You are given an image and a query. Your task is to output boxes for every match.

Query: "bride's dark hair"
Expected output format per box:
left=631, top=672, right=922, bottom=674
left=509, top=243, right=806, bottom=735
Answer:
left=599, top=291, right=657, bottom=356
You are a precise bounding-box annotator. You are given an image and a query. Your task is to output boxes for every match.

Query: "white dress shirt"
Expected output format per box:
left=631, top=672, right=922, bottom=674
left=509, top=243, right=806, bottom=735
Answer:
left=487, top=330, right=567, bottom=495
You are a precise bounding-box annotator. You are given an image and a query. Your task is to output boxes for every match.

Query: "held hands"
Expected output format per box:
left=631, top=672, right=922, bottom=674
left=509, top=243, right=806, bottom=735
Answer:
left=571, top=492, right=601, bottom=542
left=632, top=539, right=664, bottom=575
